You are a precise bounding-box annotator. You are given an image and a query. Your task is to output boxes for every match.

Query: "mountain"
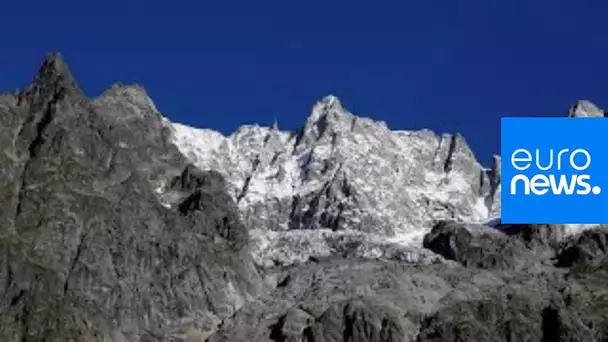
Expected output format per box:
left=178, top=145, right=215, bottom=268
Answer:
left=1, top=54, right=608, bottom=342
left=0, top=54, right=262, bottom=341
left=168, top=95, right=501, bottom=266
left=568, top=100, right=606, bottom=117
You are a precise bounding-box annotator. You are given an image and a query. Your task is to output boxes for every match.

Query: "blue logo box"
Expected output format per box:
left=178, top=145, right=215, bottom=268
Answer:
left=501, top=117, right=608, bottom=224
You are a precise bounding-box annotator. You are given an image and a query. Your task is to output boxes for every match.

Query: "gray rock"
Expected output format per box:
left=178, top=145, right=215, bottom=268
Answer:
left=207, top=259, right=463, bottom=342
left=207, top=224, right=608, bottom=342
left=0, top=54, right=262, bottom=341
left=568, top=100, right=605, bottom=118
left=206, top=251, right=608, bottom=342
left=556, top=226, right=608, bottom=267
left=496, top=223, right=566, bottom=248
left=422, top=221, right=542, bottom=271
left=307, top=299, right=408, bottom=342
left=417, top=252, right=608, bottom=342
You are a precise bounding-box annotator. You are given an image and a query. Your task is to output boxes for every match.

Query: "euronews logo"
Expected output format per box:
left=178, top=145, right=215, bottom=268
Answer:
left=509, top=148, right=601, bottom=196
left=501, top=117, right=608, bottom=224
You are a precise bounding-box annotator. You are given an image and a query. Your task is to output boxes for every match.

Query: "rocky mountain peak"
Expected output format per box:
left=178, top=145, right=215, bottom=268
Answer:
left=316, top=94, right=343, bottom=110
left=568, top=100, right=605, bottom=118
left=305, top=94, right=348, bottom=125
left=23, top=52, right=84, bottom=105
left=38, top=53, right=74, bottom=82
left=0, top=54, right=262, bottom=341
left=95, top=83, right=159, bottom=113
left=297, top=95, right=354, bottom=148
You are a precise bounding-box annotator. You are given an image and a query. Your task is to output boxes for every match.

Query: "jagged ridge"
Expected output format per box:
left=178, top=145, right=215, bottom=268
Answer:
left=168, top=94, right=502, bottom=266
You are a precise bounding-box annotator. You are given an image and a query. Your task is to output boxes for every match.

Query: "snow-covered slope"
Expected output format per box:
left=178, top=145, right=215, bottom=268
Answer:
left=166, top=95, right=502, bottom=266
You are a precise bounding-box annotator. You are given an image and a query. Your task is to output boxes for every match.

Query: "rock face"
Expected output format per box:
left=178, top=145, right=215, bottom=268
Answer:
left=423, top=221, right=535, bottom=271
left=0, top=54, right=262, bottom=341
left=555, top=226, right=608, bottom=267
left=169, top=95, right=501, bottom=266
left=206, top=222, right=608, bottom=342
left=423, top=221, right=571, bottom=271
left=415, top=222, right=608, bottom=342
left=568, top=100, right=606, bottom=117
left=2, top=54, right=608, bottom=342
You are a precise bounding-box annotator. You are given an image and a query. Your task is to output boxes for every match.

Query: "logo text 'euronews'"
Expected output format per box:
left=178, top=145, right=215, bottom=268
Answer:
left=509, top=148, right=601, bottom=196
left=501, top=118, right=608, bottom=224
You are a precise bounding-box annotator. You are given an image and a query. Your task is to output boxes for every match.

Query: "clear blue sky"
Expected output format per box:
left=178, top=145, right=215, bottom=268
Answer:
left=1, top=1, right=606, bottom=166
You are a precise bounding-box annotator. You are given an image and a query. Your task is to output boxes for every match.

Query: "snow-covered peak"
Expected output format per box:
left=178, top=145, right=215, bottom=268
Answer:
left=306, top=95, right=350, bottom=126
left=306, top=95, right=348, bottom=126
left=568, top=100, right=604, bottom=118
left=297, top=95, right=383, bottom=152
left=315, top=94, right=343, bottom=111
left=166, top=97, right=501, bottom=267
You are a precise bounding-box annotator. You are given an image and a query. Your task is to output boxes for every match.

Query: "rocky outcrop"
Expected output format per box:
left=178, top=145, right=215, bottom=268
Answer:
left=206, top=223, right=608, bottom=342
left=423, top=221, right=575, bottom=269
left=417, top=282, right=608, bottom=341
left=207, top=260, right=467, bottom=342
left=417, top=224, right=608, bottom=341
left=556, top=226, right=608, bottom=267
left=568, top=100, right=606, bottom=118
left=422, top=221, right=550, bottom=271
left=497, top=223, right=565, bottom=248
left=0, top=54, right=262, bottom=341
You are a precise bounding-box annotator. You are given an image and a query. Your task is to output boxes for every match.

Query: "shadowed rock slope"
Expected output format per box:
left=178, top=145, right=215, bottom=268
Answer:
left=0, top=54, right=262, bottom=341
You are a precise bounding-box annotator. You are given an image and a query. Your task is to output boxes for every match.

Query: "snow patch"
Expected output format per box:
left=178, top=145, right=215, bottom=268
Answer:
left=564, top=223, right=601, bottom=236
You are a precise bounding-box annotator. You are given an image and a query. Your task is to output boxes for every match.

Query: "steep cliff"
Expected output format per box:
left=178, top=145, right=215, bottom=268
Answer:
left=0, top=54, right=262, bottom=341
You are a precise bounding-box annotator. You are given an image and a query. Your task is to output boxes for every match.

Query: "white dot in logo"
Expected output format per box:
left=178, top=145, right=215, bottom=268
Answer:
left=592, top=186, right=602, bottom=195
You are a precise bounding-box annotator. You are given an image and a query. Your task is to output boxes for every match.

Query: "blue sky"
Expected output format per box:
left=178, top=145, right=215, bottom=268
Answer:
left=0, top=0, right=606, bottom=166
